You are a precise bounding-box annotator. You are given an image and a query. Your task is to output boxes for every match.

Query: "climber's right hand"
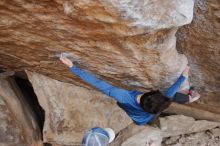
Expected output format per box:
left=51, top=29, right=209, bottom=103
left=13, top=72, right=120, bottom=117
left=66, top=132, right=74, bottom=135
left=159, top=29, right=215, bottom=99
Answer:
left=60, top=54, right=73, bottom=68
left=182, top=66, right=190, bottom=78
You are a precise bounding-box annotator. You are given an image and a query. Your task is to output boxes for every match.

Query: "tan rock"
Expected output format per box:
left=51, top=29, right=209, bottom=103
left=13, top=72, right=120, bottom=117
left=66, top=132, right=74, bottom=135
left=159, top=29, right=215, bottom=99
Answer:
left=103, top=0, right=194, bottom=29
left=176, top=0, right=220, bottom=114
left=164, top=102, right=220, bottom=122
left=160, top=115, right=220, bottom=138
left=1, top=0, right=220, bottom=145
left=0, top=78, right=42, bottom=146
left=162, top=127, right=220, bottom=146
left=110, top=123, right=162, bottom=146
left=27, top=71, right=131, bottom=145
left=111, top=115, right=220, bottom=146
left=0, top=0, right=190, bottom=91
left=120, top=126, right=162, bottom=146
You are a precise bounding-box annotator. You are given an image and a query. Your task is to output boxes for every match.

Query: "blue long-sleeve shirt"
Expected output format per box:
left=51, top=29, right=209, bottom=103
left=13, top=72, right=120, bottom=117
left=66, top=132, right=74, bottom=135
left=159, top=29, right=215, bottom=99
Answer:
left=70, top=66, right=185, bottom=125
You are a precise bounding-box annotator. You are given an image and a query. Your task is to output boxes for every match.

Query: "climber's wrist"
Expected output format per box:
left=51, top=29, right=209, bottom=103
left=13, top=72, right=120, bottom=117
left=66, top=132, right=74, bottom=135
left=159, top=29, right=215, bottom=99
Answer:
left=182, top=73, right=188, bottom=78
left=69, top=64, right=74, bottom=68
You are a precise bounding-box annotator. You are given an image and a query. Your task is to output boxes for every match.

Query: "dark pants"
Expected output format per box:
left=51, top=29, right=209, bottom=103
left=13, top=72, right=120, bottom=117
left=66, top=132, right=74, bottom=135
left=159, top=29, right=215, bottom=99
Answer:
left=173, top=92, right=189, bottom=104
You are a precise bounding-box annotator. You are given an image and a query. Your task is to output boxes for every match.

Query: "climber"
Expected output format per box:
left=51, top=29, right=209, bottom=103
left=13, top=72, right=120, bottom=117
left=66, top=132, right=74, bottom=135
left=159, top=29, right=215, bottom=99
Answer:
left=81, top=127, right=115, bottom=146
left=60, top=54, right=200, bottom=125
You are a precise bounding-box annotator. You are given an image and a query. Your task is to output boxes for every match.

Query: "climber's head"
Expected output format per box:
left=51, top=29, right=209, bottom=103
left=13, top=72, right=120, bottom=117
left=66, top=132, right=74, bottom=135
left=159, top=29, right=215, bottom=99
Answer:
left=139, top=90, right=171, bottom=114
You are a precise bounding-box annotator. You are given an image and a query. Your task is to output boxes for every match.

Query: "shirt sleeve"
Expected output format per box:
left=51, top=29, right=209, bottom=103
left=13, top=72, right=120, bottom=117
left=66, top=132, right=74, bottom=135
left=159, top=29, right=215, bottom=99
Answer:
left=70, top=66, right=130, bottom=103
left=164, top=75, right=186, bottom=99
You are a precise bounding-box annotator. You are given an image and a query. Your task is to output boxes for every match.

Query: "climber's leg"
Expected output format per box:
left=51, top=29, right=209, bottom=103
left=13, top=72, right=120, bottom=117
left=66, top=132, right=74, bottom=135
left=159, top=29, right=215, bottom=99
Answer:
left=173, top=86, right=200, bottom=104
left=172, top=92, right=189, bottom=104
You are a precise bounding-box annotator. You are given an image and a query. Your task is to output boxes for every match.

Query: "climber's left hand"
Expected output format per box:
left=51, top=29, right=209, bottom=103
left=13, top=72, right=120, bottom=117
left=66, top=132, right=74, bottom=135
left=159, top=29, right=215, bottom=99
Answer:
left=182, top=66, right=190, bottom=78
left=60, top=54, right=73, bottom=68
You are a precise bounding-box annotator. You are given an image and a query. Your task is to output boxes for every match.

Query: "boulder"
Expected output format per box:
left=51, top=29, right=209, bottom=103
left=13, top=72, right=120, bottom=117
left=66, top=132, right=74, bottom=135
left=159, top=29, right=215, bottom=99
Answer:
left=111, top=115, right=220, bottom=146
left=160, top=115, right=220, bottom=138
left=27, top=71, right=131, bottom=145
left=0, top=78, right=42, bottom=146
left=162, top=127, right=220, bottom=146
left=0, top=0, right=191, bottom=91
left=176, top=0, right=220, bottom=114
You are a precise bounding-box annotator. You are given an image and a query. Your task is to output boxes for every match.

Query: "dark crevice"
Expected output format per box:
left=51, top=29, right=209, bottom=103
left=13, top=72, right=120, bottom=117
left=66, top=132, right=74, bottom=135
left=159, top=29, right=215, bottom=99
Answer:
left=12, top=71, right=45, bottom=139
left=0, top=67, right=7, bottom=73
left=43, top=143, right=52, bottom=146
left=159, top=112, right=174, bottom=117
left=0, top=70, right=5, bottom=73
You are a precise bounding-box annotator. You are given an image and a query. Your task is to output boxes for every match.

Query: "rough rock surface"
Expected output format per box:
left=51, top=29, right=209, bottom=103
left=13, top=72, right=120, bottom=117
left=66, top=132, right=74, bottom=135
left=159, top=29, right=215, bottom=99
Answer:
left=162, top=127, right=220, bottom=146
left=27, top=71, right=131, bottom=145
left=160, top=115, right=220, bottom=138
left=0, top=78, right=41, bottom=146
left=111, top=115, right=220, bottom=146
left=102, top=0, right=194, bottom=29
left=176, top=0, right=220, bottom=114
left=121, top=127, right=161, bottom=146
left=110, top=124, right=162, bottom=146
left=0, top=0, right=220, bottom=145
left=160, top=115, right=220, bottom=146
left=0, top=0, right=191, bottom=91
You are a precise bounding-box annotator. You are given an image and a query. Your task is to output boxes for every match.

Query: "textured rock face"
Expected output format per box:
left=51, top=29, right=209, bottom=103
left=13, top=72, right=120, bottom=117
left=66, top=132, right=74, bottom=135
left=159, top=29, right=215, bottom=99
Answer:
left=176, top=0, right=220, bottom=114
left=160, top=115, right=220, bottom=137
left=3, top=68, right=219, bottom=146
left=27, top=71, right=131, bottom=145
left=0, top=0, right=191, bottom=91
left=1, top=0, right=220, bottom=145
left=0, top=78, right=41, bottom=146
left=120, top=126, right=162, bottom=146
left=103, top=0, right=194, bottom=29
left=162, top=127, right=220, bottom=146
left=111, top=115, right=220, bottom=146
left=110, top=124, right=162, bottom=146
left=160, top=115, right=220, bottom=146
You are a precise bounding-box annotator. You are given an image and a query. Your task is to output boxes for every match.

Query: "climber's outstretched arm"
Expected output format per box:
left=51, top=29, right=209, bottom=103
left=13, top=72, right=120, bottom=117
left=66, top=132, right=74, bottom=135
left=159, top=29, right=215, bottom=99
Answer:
left=165, top=75, right=186, bottom=98
left=60, top=56, right=129, bottom=103
left=70, top=66, right=131, bottom=103
left=164, top=66, right=189, bottom=99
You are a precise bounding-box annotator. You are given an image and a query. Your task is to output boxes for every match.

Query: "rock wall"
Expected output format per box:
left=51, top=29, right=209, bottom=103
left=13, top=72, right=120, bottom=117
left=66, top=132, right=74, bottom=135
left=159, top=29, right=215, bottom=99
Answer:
left=176, top=0, right=220, bottom=114
left=26, top=71, right=220, bottom=146
left=162, top=127, right=220, bottom=146
left=0, top=0, right=191, bottom=91
left=110, top=115, right=220, bottom=146
left=27, top=71, right=131, bottom=145
left=0, top=78, right=41, bottom=146
left=0, top=0, right=220, bottom=145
